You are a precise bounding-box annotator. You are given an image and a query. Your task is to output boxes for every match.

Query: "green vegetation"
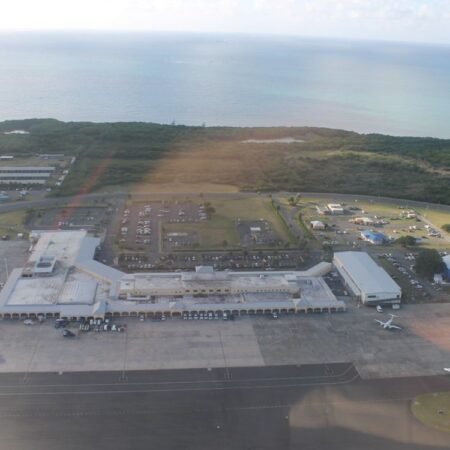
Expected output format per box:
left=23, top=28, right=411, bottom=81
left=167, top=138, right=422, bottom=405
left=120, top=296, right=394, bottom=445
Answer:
left=297, top=212, right=314, bottom=240
left=0, top=210, right=27, bottom=237
left=415, top=249, right=446, bottom=280
left=287, top=195, right=301, bottom=206
left=442, top=224, right=450, bottom=232
left=163, top=216, right=239, bottom=249
left=419, top=209, right=450, bottom=228
left=412, top=392, right=450, bottom=433
left=395, top=235, right=417, bottom=247
left=2, top=119, right=450, bottom=203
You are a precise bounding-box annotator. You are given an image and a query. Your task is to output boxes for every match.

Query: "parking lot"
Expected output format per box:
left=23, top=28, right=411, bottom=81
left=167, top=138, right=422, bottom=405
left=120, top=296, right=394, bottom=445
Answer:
left=237, top=219, right=281, bottom=247
left=118, top=249, right=307, bottom=271
left=27, top=206, right=109, bottom=231
left=296, top=198, right=450, bottom=303
left=117, top=201, right=207, bottom=254
left=114, top=197, right=306, bottom=271
left=300, top=199, right=449, bottom=251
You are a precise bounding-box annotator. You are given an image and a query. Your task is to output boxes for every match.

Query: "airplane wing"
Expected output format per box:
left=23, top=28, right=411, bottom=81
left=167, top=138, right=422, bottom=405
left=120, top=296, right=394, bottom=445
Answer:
left=374, top=319, right=385, bottom=326
left=388, top=324, right=402, bottom=330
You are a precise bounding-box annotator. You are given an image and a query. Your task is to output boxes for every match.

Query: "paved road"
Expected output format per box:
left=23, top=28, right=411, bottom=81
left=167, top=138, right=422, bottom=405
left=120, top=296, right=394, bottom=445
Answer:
left=288, top=192, right=450, bottom=212
left=2, top=190, right=450, bottom=215
left=0, top=193, right=117, bottom=214
left=0, top=364, right=449, bottom=450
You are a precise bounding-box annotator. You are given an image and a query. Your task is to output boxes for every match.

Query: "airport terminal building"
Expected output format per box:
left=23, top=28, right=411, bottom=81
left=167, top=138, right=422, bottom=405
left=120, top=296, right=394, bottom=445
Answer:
left=333, top=251, right=402, bottom=305
left=0, top=230, right=346, bottom=320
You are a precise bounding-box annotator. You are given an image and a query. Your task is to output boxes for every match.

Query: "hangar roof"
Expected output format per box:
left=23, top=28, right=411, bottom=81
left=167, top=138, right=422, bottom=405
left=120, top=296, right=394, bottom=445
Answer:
left=334, top=251, right=401, bottom=295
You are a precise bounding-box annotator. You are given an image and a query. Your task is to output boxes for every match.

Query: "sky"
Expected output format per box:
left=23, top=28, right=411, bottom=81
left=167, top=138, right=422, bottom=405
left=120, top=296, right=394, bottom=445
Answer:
left=1, top=0, right=449, bottom=44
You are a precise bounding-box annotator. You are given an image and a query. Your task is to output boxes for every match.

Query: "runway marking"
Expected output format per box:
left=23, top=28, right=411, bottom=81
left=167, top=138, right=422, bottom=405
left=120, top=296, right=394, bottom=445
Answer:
left=0, top=371, right=361, bottom=397
left=0, top=363, right=356, bottom=389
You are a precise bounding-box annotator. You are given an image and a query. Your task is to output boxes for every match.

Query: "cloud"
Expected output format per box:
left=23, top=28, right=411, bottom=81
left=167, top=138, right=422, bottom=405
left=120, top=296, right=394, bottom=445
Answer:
left=0, top=0, right=449, bottom=44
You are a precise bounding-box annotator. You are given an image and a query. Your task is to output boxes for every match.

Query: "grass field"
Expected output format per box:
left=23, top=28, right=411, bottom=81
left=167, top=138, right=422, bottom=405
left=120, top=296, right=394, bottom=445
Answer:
left=163, top=196, right=293, bottom=250
left=133, top=182, right=240, bottom=194
left=412, top=392, right=450, bottom=433
left=164, top=215, right=239, bottom=249
left=0, top=210, right=27, bottom=237
left=418, top=209, right=450, bottom=229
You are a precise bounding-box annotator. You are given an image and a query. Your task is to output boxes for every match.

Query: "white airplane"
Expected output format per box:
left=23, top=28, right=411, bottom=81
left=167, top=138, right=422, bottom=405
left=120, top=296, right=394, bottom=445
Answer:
left=444, top=368, right=450, bottom=373
left=374, top=314, right=402, bottom=330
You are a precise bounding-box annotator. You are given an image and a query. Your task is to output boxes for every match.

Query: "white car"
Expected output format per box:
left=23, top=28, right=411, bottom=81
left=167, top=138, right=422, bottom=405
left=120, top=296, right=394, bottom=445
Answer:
left=23, top=319, right=35, bottom=325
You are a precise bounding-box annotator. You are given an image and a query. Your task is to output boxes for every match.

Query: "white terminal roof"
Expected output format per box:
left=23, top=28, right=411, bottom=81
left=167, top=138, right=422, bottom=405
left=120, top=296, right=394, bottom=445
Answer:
left=0, top=231, right=346, bottom=316
left=30, top=230, right=88, bottom=269
left=59, top=280, right=98, bottom=304
left=6, top=271, right=62, bottom=305
left=119, top=268, right=296, bottom=293
left=334, top=251, right=401, bottom=294
left=0, top=231, right=105, bottom=308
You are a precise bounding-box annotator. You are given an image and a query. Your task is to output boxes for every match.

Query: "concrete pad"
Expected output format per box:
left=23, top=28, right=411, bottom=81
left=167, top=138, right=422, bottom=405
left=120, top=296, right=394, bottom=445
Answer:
left=0, top=319, right=264, bottom=373
left=253, top=303, right=450, bottom=379
left=0, top=302, right=449, bottom=379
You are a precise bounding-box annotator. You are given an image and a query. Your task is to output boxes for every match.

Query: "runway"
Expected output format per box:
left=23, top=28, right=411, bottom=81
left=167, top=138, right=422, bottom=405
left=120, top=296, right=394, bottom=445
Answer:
left=0, top=363, right=449, bottom=450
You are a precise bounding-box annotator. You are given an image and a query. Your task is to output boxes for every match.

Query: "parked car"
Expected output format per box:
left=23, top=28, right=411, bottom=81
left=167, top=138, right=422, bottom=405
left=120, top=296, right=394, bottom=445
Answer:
left=62, top=329, right=75, bottom=338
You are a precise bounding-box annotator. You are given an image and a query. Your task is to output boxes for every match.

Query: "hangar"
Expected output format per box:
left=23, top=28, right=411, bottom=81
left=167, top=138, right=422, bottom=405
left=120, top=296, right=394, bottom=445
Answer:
left=333, top=251, right=401, bottom=305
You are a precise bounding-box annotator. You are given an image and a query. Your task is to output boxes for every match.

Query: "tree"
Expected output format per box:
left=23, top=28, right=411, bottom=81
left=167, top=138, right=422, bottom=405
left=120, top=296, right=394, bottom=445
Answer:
left=441, top=224, right=450, bottom=233
left=203, top=202, right=215, bottom=214
left=415, top=249, right=445, bottom=280
left=395, top=235, right=416, bottom=247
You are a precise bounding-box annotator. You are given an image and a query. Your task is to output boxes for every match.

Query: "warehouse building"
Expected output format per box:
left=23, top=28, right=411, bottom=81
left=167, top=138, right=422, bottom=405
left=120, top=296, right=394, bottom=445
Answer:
left=0, top=166, right=55, bottom=173
left=327, top=203, right=344, bottom=214
left=333, top=251, right=401, bottom=305
left=0, top=166, right=55, bottom=184
left=0, top=230, right=345, bottom=320
left=360, top=230, right=387, bottom=245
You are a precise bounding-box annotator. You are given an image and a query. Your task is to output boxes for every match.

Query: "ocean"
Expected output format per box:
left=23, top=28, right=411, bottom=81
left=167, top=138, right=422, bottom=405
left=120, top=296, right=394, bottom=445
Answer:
left=1, top=32, right=450, bottom=138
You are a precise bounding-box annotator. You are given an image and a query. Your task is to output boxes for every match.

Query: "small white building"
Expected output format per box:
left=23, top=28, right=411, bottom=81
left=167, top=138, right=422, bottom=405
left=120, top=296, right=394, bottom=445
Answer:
left=327, top=204, right=344, bottom=214
left=333, top=251, right=401, bottom=304
left=310, top=220, right=326, bottom=230
left=352, top=217, right=374, bottom=226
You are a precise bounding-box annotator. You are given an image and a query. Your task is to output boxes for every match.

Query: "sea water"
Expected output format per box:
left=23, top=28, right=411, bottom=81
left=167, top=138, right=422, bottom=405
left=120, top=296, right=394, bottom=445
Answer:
left=1, top=32, right=449, bottom=138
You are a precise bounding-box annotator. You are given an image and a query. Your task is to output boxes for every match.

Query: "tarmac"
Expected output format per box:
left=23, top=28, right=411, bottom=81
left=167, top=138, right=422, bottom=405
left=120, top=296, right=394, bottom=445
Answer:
left=0, top=302, right=449, bottom=379
left=0, top=365, right=449, bottom=450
